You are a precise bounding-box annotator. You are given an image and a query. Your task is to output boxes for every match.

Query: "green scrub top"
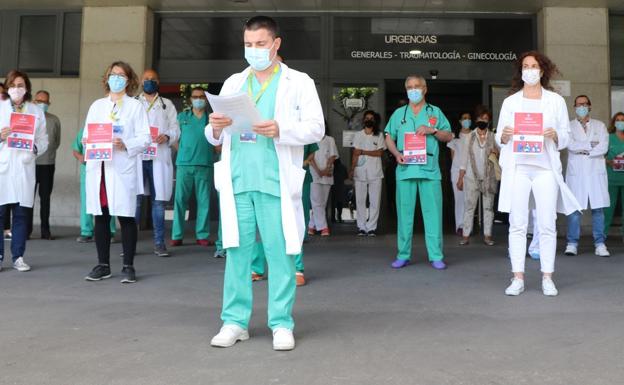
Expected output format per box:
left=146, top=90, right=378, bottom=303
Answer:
left=303, top=143, right=319, bottom=184
left=72, top=126, right=85, bottom=154
left=231, top=67, right=282, bottom=197
left=176, top=110, right=214, bottom=167
left=607, top=133, right=624, bottom=186
left=384, top=103, right=451, bottom=181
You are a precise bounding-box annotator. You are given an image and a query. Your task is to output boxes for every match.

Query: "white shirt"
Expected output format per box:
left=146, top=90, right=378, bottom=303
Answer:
left=353, top=129, right=386, bottom=181
left=447, top=132, right=470, bottom=172
left=311, top=135, right=339, bottom=185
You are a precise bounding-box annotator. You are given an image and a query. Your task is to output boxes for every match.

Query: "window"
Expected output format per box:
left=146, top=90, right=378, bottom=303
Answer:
left=157, top=16, right=321, bottom=61
left=0, top=10, right=81, bottom=77
left=18, top=15, right=58, bottom=73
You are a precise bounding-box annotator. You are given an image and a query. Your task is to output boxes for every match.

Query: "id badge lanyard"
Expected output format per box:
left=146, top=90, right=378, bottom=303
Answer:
left=242, top=65, right=280, bottom=143
left=109, top=98, right=124, bottom=136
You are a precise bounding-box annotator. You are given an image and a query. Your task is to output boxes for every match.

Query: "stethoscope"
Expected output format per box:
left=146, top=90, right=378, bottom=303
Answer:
left=400, top=103, right=434, bottom=125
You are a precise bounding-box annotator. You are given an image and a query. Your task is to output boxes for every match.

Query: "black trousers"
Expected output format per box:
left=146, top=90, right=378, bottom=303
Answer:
left=27, top=164, right=55, bottom=237
left=95, top=207, right=137, bottom=266
left=3, top=206, right=10, bottom=231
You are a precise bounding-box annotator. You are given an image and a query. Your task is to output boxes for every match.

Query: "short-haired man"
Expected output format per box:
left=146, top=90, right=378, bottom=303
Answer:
left=30, top=90, right=61, bottom=239
left=206, top=16, right=324, bottom=350
left=564, top=95, right=610, bottom=257
left=385, top=75, right=453, bottom=270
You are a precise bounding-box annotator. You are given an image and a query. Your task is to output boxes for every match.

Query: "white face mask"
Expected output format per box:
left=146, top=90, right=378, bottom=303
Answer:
left=8, top=87, right=26, bottom=102
left=522, top=69, right=541, bottom=86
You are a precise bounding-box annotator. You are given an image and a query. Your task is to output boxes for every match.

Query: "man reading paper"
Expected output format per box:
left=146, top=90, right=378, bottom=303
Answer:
left=205, top=16, right=323, bottom=351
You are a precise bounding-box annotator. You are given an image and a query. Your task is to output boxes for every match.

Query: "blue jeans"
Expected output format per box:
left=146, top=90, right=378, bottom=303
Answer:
left=135, top=160, right=166, bottom=247
left=566, top=208, right=606, bottom=246
left=0, top=204, right=28, bottom=262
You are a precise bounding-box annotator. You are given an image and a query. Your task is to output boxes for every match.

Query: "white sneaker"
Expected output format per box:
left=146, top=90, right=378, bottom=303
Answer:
left=272, top=328, right=295, bottom=351
left=564, top=244, right=577, bottom=256
left=210, top=325, right=249, bottom=348
left=595, top=243, right=610, bottom=257
left=505, top=278, right=525, bottom=296
left=542, top=277, right=558, bottom=296
left=13, top=257, right=31, bottom=272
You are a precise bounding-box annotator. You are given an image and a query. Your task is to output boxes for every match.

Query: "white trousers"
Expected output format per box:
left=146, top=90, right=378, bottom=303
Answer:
left=508, top=165, right=559, bottom=274
left=528, top=209, right=540, bottom=255
left=354, top=179, right=382, bottom=232
left=451, top=169, right=464, bottom=231
left=309, top=183, right=332, bottom=230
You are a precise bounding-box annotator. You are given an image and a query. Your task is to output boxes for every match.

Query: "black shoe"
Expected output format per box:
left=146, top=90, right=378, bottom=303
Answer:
left=41, top=232, right=54, bottom=240
left=154, top=245, right=170, bottom=257
left=367, top=230, right=377, bottom=237
left=76, top=236, right=93, bottom=243
left=121, top=266, right=137, bottom=283
left=357, top=229, right=367, bottom=236
left=85, top=264, right=112, bottom=281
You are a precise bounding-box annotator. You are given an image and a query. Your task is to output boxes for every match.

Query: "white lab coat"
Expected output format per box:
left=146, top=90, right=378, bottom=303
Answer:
left=136, top=94, right=180, bottom=201
left=205, top=63, right=324, bottom=255
left=83, top=95, right=151, bottom=217
left=495, top=88, right=581, bottom=215
left=310, top=135, right=339, bottom=185
left=565, top=118, right=610, bottom=209
left=0, top=100, right=48, bottom=207
left=352, top=130, right=386, bottom=182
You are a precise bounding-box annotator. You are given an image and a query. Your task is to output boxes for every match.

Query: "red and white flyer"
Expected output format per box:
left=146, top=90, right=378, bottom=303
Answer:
left=403, top=133, right=427, bottom=165
left=143, top=126, right=159, bottom=158
left=613, top=156, right=624, bottom=172
left=7, top=113, right=36, bottom=152
left=85, top=123, right=113, bottom=162
left=513, top=112, right=543, bottom=155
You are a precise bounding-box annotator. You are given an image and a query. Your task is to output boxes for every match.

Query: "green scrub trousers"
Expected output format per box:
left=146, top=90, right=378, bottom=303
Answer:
left=251, top=180, right=310, bottom=275
left=222, top=191, right=296, bottom=331
left=396, top=178, right=444, bottom=262
left=171, top=165, right=213, bottom=240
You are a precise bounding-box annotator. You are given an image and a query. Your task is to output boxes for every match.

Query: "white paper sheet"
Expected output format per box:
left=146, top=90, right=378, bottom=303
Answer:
left=205, top=91, right=261, bottom=134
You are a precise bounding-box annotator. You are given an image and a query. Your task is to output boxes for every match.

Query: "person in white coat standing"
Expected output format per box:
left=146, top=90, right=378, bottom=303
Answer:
left=83, top=61, right=151, bottom=284
left=0, top=70, right=48, bottom=272
left=564, top=95, right=610, bottom=257
left=135, top=69, right=180, bottom=257
left=349, top=110, right=386, bottom=236
left=447, top=112, right=472, bottom=236
left=206, top=16, right=324, bottom=351
left=309, top=130, right=339, bottom=236
left=496, top=51, right=581, bottom=297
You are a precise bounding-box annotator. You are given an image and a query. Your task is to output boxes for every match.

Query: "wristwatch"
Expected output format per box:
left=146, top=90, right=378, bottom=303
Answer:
left=432, top=128, right=438, bottom=135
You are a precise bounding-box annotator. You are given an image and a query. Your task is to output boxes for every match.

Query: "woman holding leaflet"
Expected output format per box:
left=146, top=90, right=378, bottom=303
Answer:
left=496, top=51, right=580, bottom=297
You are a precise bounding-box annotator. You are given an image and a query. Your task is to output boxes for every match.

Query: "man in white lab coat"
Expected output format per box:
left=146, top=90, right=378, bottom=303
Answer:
left=206, top=16, right=324, bottom=351
left=135, top=69, right=180, bottom=257
left=564, top=95, right=611, bottom=257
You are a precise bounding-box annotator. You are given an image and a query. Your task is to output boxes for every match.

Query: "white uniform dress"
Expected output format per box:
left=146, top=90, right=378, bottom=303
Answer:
left=83, top=95, right=151, bottom=218
left=136, top=94, right=180, bottom=201
left=309, top=135, right=339, bottom=231
left=447, top=132, right=470, bottom=231
left=352, top=129, right=386, bottom=232
left=0, top=100, right=48, bottom=208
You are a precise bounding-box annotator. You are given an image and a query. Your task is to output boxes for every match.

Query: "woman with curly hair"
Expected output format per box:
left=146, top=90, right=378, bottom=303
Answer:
left=496, top=51, right=581, bottom=296
left=82, top=61, right=151, bottom=284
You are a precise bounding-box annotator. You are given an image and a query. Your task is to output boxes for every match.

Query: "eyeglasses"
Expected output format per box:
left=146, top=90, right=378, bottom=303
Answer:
left=109, top=73, right=128, bottom=79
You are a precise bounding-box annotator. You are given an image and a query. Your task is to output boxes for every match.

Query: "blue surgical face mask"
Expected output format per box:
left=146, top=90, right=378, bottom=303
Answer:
left=38, top=103, right=49, bottom=114
left=615, top=121, right=624, bottom=132
left=143, top=79, right=158, bottom=95
left=244, top=42, right=276, bottom=71
left=460, top=119, right=471, bottom=129
left=576, top=105, right=589, bottom=118
left=192, top=98, right=206, bottom=110
left=407, top=89, right=423, bottom=104
left=108, top=75, right=127, bottom=93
